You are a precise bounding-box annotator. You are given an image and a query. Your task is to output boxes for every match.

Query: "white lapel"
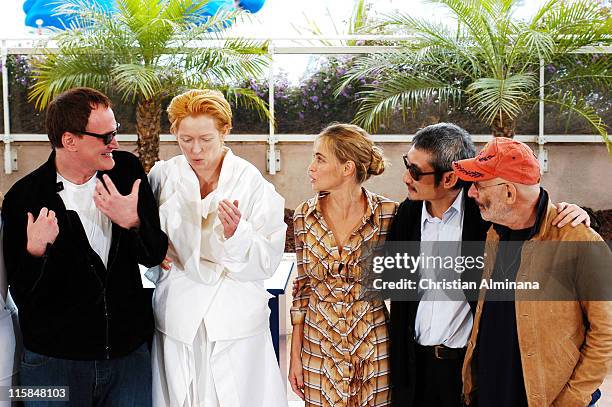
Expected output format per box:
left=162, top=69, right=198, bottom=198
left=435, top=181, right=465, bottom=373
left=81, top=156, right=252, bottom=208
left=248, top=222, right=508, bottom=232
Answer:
left=158, top=155, right=202, bottom=275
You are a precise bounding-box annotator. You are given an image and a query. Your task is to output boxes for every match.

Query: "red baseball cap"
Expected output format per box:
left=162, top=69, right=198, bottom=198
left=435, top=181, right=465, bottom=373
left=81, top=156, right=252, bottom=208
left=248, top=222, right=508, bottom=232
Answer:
left=452, top=137, right=541, bottom=185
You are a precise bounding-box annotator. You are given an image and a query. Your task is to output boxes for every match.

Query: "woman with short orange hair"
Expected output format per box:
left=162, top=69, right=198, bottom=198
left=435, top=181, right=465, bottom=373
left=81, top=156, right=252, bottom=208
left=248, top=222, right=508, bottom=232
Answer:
left=147, top=89, right=287, bottom=407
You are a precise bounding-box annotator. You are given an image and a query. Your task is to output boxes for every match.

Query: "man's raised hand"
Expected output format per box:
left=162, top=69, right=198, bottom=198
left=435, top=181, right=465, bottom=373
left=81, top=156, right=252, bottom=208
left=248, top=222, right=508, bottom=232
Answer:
left=94, top=174, right=141, bottom=229
left=26, top=207, right=59, bottom=257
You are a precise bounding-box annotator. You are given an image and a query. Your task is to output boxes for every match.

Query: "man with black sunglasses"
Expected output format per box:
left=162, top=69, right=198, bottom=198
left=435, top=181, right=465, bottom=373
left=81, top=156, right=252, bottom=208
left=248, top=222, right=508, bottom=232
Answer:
left=387, top=123, right=591, bottom=407
left=73, top=122, right=121, bottom=145
left=1, top=87, right=168, bottom=406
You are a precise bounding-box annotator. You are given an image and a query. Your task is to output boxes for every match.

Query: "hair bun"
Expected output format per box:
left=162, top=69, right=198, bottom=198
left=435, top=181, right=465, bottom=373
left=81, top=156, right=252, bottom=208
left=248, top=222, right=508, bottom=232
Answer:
left=368, top=146, right=386, bottom=176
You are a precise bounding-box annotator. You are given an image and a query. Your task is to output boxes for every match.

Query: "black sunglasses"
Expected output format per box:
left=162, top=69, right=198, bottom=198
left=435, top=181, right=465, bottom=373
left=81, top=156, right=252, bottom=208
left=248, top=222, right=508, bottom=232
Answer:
left=73, top=122, right=120, bottom=145
left=402, top=154, right=450, bottom=181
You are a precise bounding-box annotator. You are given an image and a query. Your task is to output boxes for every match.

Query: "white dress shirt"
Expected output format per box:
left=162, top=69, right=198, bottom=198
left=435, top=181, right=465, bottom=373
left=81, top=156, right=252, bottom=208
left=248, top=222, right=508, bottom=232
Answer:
left=414, top=189, right=473, bottom=348
left=57, top=173, right=112, bottom=267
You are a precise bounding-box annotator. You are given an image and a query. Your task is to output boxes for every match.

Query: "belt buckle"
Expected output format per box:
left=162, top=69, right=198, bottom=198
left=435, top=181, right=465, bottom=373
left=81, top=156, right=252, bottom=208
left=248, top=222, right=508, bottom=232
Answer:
left=434, top=345, right=445, bottom=359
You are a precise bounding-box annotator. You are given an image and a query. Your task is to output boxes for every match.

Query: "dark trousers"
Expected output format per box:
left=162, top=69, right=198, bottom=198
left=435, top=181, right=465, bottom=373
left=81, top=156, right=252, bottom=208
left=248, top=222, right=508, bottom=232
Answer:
left=19, top=343, right=151, bottom=407
left=414, top=345, right=464, bottom=407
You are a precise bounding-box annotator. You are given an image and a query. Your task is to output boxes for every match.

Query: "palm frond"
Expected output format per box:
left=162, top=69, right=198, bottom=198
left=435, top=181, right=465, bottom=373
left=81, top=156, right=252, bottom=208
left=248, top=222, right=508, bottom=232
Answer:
left=220, top=86, right=272, bottom=123
left=348, top=0, right=371, bottom=40
left=538, top=91, right=610, bottom=155
left=528, top=0, right=559, bottom=28
left=28, top=50, right=113, bottom=109
left=511, top=25, right=555, bottom=65
left=538, top=0, right=610, bottom=52
left=335, top=51, right=403, bottom=97
left=290, top=12, right=335, bottom=46
left=353, top=73, right=461, bottom=132
left=111, top=64, right=164, bottom=102
left=428, top=0, right=497, bottom=63
left=182, top=7, right=248, bottom=40
left=489, top=0, right=517, bottom=17
left=380, top=11, right=459, bottom=48
left=467, top=73, right=538, bottom=126
left=289, top=0, right=374, bottom=46
left=379, top=10, right=493, bottom=76
left=182, top=46, right=269, bottom=84
left=222, top=38, right=269, bottom=55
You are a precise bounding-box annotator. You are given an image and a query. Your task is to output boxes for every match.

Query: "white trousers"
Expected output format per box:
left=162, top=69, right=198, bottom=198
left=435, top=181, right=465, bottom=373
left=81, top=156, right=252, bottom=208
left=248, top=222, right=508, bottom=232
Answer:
left=152, top=322, right=287, bottom=407
left=0, top=295, right=21, bottom=407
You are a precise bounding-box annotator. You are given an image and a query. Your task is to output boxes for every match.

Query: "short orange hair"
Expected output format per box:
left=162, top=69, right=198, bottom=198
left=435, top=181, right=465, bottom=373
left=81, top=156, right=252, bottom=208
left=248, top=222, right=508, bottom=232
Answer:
left=167, top=89, right=233, bottom=134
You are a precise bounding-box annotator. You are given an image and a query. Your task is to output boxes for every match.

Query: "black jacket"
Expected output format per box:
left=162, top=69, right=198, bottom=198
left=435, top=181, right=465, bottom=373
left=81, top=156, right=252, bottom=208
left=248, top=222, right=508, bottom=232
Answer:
left=387, top=188, right=490, bottom=407
left=2, top=150, right=168, bottom=360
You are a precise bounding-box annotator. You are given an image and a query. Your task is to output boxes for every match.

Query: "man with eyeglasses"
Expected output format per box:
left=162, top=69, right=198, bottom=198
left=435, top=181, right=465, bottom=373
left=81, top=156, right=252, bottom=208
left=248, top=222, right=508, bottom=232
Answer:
left=387, top=124, right=591, bottom=407
left=453, top=138, right=611, bottom=407
left=1, top=87, right=168, bottom=406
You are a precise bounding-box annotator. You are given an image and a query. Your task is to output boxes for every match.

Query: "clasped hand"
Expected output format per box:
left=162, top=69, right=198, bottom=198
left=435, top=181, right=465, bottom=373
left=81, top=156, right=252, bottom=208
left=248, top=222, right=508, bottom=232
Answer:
left=218, top=199, right=241, bottom=239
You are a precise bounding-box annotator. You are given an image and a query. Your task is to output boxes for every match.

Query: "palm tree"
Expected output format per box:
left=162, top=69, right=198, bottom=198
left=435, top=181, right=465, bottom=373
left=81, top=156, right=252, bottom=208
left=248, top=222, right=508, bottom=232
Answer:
left=29, top=0, right=270, bottom=170
left=339, top=0, right=612, bottom=154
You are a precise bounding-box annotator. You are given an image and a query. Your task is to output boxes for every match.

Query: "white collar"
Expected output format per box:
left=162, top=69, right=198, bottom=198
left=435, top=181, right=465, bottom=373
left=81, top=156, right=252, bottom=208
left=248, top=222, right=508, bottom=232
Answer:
left=421, top=189, right=464, bottom=224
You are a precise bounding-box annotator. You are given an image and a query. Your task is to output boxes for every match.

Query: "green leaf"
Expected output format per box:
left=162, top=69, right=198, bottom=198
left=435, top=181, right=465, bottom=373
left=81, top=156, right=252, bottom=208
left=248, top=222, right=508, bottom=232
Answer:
left=467, top=73, right=538, bottom=126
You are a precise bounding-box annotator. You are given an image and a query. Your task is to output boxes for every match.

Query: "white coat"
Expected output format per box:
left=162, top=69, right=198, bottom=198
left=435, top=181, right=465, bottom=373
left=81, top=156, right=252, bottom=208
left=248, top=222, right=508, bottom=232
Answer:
left=147, top=148, right=288, bottom=407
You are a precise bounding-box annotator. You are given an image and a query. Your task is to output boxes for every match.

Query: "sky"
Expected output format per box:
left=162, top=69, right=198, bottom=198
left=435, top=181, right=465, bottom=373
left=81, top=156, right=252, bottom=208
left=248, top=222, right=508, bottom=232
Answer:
left=0, top=0, right=546, bottom=38
left=0, top=0, right=547, bottom=82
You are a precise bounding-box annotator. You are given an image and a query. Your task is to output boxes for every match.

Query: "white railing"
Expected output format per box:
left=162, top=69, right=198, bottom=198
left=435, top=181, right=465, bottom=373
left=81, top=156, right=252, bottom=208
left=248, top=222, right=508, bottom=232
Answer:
left=1, top=35, right=611, bottom=174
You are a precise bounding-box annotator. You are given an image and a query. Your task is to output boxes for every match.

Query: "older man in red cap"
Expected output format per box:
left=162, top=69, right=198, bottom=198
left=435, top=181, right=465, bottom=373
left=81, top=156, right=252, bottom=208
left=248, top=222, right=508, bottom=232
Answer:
left=453, top=137, right=612, bottom=407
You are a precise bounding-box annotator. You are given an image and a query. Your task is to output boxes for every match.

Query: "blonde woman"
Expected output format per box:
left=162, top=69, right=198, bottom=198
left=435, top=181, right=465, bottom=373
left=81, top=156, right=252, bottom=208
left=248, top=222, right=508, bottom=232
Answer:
left=147, top=89, right=287, bottom=407
left=289, top=123, right=396, bottom=406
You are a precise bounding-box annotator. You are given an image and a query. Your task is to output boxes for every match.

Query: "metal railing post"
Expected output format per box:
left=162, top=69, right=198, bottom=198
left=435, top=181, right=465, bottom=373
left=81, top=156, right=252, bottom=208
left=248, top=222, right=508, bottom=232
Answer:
left=538, top=59, right=548, bottom=173
left=2, top=39, right=13, bottom=174
left=267, top=41, right=278, bottom=175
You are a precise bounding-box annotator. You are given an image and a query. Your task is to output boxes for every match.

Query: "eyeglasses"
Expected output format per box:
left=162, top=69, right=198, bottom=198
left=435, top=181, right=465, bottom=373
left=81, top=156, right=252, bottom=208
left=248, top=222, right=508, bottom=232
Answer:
left=73, top=122, right=120, bottom=145
left=402, top=154, right=449, bottom=181
left=472, top=181, right=508, bottom=191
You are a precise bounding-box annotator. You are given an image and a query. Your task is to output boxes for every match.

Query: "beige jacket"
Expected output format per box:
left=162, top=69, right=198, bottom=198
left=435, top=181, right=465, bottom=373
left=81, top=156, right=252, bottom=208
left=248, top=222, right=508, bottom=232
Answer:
left=462, top=200, right=612, bottom=407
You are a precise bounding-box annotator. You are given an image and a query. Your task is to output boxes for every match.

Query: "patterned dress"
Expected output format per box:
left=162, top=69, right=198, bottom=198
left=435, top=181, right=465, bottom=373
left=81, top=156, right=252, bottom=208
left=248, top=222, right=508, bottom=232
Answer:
left=291, top=189, right=398, bottom=407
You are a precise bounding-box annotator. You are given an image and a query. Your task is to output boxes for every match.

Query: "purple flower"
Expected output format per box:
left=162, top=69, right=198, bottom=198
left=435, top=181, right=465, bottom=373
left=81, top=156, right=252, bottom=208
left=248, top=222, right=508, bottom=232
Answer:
left=310, top=95, right=319, bottom=103
left=546, top=64, right=556, bottom=73
left=298, top=112, right=305, bottom=119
